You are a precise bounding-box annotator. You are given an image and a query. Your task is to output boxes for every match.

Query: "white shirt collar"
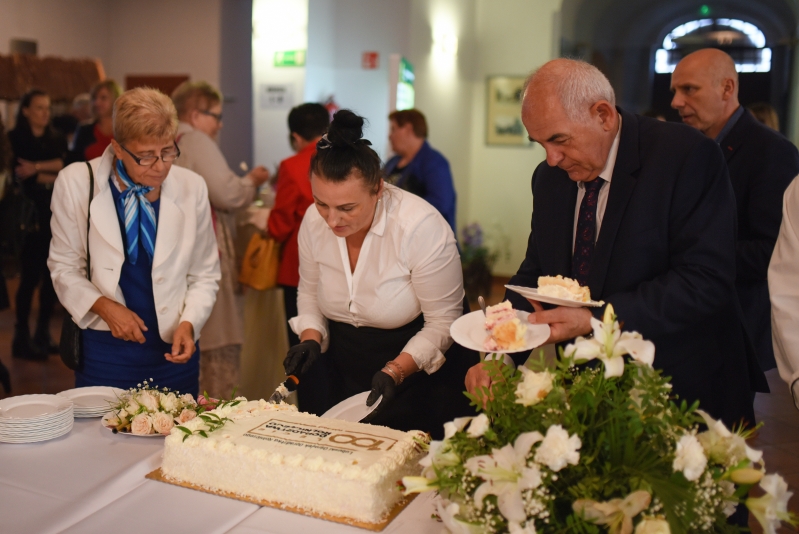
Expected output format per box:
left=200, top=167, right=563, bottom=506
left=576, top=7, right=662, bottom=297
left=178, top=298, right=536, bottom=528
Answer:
left=579, top=116, right=622, bottom=188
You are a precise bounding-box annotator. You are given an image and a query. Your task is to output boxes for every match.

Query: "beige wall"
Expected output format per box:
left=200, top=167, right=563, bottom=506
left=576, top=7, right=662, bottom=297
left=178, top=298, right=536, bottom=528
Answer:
left=0, top=0, right=221, bottom=91
left=105, top=0, right=221, bottom=90
left=0, top=0, right=111, bottom=61
left=464, top=0, right=561, bottom=275
left=409, top=0, right=477, bottom=241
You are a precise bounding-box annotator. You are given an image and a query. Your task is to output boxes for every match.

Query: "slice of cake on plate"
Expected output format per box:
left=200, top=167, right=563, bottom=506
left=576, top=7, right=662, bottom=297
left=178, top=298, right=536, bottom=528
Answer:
left=484, top=300, right=527, bottom=351
left=160, top=398, right=427, bottom=525
left=537, top=274, right=591, bottom=302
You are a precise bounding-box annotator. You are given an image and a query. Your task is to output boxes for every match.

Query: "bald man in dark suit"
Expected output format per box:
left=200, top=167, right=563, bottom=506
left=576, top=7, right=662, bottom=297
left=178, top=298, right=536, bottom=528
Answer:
left=672, top=48, right=799, bottom=374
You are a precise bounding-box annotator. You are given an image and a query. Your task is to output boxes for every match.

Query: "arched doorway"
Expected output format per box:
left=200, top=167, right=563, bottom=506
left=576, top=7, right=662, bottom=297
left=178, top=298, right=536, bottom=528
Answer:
left=559, top=0, right=797, bottom=133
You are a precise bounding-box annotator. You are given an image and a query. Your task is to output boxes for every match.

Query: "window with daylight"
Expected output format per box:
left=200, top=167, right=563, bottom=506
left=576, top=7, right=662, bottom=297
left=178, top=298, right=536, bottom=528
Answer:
left=654, top=18, right=771, bottom=73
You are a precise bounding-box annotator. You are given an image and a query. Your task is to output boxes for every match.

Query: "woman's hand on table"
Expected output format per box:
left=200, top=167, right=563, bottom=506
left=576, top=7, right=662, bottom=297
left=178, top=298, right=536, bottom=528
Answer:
left=91, top=296, right=148, bottom=343
left=166, top=322, right=195, bottom=363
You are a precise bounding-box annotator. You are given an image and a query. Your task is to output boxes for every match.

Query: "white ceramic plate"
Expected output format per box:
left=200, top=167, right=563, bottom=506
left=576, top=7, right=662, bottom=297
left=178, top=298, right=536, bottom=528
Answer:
left=0, top=395, right=73, bottom=420
left=0, top=423, right=72, bottom=443
left=57, top=387, right=125, bottom=417
left=505, top=284, right=605, bottom=308
left=450, top=310, right=550, bottom=354
left=322, top=391, right=381, bottom=423
left=102, top=423, right=167, bottom=438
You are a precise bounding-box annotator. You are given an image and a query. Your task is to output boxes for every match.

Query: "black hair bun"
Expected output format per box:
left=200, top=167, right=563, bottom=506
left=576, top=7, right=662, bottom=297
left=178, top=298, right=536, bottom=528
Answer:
left=327, top=109, right=365, bottom=146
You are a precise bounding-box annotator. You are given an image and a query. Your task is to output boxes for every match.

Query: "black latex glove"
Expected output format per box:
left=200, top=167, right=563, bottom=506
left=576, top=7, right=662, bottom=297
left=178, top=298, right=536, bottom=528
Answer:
left=360, top=371, right=396, bottom=424
left=283, top=340, right=321, bottom=376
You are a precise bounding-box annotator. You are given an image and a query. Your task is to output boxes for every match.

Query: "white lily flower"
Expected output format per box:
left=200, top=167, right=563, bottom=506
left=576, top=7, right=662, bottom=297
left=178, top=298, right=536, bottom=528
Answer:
left=467, top=413, right=490, bottom=437
left=573, top=490, right=652, bottom=534
left=695, top=410, right=763, bottom=466
left=564, top=304, right=655, bottom=378
left=534, top=424, right=581, bottom=472
left=672, top=434, right=707, bottom=481
left=435, top=500, right=483, bottom=534
left=465, top=431, right=544, bottom=522
left=401, top=476, right=438, bottom=495
left=746, top=474, right=794, bottom=534
left=444, top=417, right=474, bottom=439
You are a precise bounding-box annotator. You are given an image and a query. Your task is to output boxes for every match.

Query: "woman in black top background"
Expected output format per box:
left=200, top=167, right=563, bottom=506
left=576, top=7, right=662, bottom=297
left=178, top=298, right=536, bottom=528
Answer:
left=7, top=89, right=66, bottom=360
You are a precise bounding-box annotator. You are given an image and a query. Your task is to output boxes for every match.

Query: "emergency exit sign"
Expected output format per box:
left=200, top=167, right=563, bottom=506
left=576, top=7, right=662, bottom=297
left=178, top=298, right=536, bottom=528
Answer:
left=274, top=50, right=306, bottom=67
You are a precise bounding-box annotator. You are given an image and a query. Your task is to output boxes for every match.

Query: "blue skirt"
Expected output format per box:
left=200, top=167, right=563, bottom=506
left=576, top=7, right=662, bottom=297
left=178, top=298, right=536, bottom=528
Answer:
left=76, top=329, right=200, bottom=397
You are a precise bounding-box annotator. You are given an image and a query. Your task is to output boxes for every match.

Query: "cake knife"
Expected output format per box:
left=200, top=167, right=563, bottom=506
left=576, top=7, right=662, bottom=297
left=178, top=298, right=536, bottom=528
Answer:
left=268, top=375, right=299, bottom=403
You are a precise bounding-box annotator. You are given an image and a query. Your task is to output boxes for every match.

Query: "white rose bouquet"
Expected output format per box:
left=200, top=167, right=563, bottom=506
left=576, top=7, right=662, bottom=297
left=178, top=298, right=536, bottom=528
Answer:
left=102, top=379, right=200, bottom=436
left=403, top=305, right=797, bottom=534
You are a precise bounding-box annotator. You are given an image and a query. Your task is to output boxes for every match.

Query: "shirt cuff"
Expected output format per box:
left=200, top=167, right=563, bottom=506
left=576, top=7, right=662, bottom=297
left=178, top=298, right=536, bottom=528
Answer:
left=485, top=353, right=516, bottom=368
left=402, top=335, right=446, bottom=374
left=289, top=314, right=329, bottom=352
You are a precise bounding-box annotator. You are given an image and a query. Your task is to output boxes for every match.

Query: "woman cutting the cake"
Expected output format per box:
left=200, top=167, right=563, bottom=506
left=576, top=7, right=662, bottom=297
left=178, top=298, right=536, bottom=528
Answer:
left=283, top=110, right=477, bottom=438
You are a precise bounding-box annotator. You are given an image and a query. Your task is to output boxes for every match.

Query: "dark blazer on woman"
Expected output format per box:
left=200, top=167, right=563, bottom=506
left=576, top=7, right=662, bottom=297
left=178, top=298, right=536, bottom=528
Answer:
left=719, top=109, right=799, bottom=373
left=506, top=109, right=766, bottom=428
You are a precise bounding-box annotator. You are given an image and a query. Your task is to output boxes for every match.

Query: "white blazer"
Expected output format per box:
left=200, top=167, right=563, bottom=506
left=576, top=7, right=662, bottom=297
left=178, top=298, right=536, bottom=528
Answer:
left=48, top=146, right=221, bottom=343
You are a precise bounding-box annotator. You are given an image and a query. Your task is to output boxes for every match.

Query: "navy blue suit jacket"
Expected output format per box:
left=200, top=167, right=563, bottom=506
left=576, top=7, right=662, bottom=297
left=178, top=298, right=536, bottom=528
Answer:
left=719, top=109, right=799, bottom=372
left=506, top=109, right=766, bottom=427
left=384, top=141, right=457, bottom=233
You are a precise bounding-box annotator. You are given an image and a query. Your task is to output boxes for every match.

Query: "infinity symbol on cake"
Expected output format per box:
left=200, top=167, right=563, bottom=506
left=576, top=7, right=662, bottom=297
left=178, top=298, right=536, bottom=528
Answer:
left=328, top=434, right=386, bottom=450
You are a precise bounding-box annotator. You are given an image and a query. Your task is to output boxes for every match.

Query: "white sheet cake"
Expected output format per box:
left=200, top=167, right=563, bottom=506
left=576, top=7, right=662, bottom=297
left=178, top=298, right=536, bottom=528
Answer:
left=161, top=399, right=426, bottom=524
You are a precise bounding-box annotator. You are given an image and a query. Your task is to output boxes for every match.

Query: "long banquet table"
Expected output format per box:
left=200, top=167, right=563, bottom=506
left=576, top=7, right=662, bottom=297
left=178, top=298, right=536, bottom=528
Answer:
left=0, top=419, right=441, bottom=534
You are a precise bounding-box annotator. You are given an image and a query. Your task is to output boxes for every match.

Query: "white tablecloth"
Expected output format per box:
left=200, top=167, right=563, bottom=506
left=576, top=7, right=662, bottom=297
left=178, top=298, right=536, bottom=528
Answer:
left=0, top=419, right=163, bottom=534
left=1, top=418, right=441, bottom=534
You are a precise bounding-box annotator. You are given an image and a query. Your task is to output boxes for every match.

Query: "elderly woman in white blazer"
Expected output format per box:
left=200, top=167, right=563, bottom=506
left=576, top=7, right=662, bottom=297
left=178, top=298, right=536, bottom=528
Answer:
left=48, top=87, right=220, bottom=396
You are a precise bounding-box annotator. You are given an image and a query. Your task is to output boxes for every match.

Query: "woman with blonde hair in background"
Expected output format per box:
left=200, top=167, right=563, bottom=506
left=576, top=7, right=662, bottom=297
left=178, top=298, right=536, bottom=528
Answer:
left=171, top=81, right=270, bottom=398
left=49, top=87, right=220, bottom=396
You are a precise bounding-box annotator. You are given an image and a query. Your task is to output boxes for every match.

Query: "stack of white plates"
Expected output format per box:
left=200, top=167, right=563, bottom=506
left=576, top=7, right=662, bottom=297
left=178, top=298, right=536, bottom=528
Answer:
left=56, top=386, right=125, bottom=418
left=0, top=394, right=74, bottom=443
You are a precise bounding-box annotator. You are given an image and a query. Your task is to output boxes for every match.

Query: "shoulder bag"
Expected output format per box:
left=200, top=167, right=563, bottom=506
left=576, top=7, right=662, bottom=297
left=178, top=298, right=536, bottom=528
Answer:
left=59, top=162, right=94, bottom=371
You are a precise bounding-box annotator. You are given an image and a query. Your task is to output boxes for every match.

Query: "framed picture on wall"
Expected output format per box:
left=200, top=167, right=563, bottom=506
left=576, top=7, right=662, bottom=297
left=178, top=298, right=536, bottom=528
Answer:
left=486, top=76, right=531, bottom=146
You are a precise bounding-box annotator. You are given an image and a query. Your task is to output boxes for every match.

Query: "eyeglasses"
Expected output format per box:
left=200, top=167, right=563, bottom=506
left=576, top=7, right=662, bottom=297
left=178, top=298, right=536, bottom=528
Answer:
left=120, top=142, right=181, bottom=167
left=200, top=109, right=223, bottom=122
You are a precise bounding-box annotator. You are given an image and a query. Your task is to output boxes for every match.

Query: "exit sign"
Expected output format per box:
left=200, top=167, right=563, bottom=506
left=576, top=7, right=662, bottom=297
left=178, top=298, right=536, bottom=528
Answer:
left=274, top=50, right=306, bottom=67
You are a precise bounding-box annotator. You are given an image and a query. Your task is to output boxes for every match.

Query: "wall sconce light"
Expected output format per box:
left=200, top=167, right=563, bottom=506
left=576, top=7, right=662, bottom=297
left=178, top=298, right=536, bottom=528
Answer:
left=432, top=29, right=458, bottom=57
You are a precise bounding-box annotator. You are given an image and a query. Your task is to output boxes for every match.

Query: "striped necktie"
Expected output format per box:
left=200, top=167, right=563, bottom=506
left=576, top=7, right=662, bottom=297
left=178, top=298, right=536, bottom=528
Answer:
left=115, top=159, right=157, bottom=265
left=571, top=178, right=604, bottom=286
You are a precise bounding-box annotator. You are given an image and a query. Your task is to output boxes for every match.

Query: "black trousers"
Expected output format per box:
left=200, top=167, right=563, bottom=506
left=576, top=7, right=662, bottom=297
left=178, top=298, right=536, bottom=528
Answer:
left=15, top=229, right=57, bottom=333
left=280, top=284, right=300, bottom=347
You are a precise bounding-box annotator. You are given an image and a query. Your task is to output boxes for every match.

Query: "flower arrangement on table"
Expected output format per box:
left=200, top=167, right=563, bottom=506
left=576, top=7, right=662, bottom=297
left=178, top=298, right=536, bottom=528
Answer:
left=101, top=379, right=202, bottom=436
left=402, top=305, right=797, bottom=534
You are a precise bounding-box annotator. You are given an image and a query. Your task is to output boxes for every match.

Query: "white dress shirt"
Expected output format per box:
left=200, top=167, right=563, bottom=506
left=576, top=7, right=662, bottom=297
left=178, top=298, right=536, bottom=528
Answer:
left=572, top=117, right=622, bottom=249
left=289, top=184, right=464, bottom=374
left=768, top=174, right=799, bottom=409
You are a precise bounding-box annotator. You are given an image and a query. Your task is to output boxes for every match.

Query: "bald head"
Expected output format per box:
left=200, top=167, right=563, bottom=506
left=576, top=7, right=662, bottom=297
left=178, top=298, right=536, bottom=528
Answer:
left=671, top=48, right=740, bottom=138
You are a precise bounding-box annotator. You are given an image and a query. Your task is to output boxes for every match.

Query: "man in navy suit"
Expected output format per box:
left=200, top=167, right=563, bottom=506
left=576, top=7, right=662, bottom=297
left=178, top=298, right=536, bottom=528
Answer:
left=671, top=48, right=799, bottom=374
left=465, top=59, right=765, bottom=428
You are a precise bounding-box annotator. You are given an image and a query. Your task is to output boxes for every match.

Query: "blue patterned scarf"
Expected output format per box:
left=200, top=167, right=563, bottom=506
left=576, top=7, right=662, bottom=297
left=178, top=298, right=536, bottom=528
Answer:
left=115, top=159, right=157, bottom=265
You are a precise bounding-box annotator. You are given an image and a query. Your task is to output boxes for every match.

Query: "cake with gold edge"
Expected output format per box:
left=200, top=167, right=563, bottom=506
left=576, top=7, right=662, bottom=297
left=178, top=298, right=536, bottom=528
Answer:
left=537, top=274, right=591, bottom=302
left=160, top=398, right=427, bottom=524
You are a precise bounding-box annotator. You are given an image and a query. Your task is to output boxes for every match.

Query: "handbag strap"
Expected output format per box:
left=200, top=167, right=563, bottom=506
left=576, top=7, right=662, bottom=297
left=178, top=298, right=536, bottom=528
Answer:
left=85, top=162, right=94, bottom=282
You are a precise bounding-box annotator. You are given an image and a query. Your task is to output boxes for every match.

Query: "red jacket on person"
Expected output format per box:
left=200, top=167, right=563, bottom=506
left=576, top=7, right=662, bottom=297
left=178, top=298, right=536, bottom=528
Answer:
left=267, top=143, right=315, bottom=287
